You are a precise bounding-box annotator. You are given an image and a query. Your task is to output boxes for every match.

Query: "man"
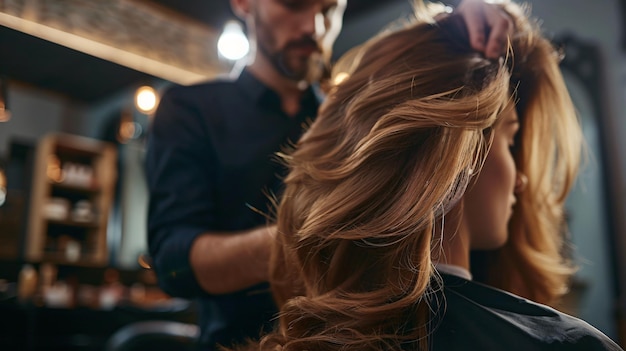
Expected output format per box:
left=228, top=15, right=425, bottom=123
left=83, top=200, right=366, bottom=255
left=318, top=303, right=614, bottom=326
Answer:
left=145, top=0, right=512, bottom=349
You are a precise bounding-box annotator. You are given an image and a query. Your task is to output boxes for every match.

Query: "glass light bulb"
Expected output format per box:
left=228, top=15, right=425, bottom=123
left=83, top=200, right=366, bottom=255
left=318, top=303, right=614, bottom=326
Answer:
left=135, top=86, right=157, bottom=114
left=218, top=21, right=249, bottom=61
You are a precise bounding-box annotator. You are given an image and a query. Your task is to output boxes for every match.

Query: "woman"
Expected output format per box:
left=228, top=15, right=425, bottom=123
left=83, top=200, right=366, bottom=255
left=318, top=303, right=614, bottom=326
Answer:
left=466, top=4, right=581, bottom=306
left=237, top=1, right=622, bottom=350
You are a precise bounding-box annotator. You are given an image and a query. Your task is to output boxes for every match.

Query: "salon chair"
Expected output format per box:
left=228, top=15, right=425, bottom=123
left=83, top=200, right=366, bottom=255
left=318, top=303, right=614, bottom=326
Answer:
left=104, top=320, right=199, bottom=351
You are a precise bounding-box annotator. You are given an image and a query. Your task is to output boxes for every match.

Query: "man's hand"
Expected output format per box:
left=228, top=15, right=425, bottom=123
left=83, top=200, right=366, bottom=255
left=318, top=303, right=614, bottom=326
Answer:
left=456, top=0, right=513, bottom=59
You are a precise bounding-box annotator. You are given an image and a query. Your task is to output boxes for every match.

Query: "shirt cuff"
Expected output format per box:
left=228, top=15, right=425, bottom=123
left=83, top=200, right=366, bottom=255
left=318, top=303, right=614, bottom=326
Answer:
left=152, top=227, right=206, bottom=298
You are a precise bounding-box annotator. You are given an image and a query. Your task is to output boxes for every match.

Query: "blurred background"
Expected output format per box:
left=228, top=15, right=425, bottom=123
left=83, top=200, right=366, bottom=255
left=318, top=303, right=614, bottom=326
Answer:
left=0, top=0, right=624, bottom=350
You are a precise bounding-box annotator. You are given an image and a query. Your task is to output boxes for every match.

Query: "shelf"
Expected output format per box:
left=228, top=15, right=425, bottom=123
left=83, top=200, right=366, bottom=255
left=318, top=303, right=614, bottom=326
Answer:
left=26, top=133, right=117, bottom=267
left=50, top=182, right=101, bottom=195
left=47, top=218, right=99, bottom=229
left=40, top=252, right=103, bottom=267
left=54, top=137, right=108, bottom=157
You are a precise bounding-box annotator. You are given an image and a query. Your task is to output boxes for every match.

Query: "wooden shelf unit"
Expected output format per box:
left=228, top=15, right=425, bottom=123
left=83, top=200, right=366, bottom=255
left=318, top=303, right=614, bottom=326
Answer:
left=26, top=133, right=117, bottom=266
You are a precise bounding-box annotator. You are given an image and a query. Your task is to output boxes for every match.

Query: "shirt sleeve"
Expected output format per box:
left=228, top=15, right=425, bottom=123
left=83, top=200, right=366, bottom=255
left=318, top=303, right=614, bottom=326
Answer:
left=145, top=85, right=217, bottom=298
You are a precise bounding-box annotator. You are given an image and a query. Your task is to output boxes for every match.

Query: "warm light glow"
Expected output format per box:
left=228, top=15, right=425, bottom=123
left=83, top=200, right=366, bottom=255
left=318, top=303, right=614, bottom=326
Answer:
left=0, top=107, right=10, bottom=122
left=0, top=78, right=9, bottom=122
left=46, top=155, right=64, bottom=183
left=0, top=169, right=5, bottom=189
left=118, top=121, right=143, bottom=143
left=0, top=169, right=6, bottom=207
left=135, top=86, right=158, bottom=114
left=333, top=72, right=350, bottom=85
left=218, top=21, right=249, bottom=61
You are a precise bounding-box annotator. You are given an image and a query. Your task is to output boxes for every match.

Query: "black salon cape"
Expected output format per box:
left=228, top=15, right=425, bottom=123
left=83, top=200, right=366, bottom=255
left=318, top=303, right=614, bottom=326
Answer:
left=430, top=273, right=623, bottom=350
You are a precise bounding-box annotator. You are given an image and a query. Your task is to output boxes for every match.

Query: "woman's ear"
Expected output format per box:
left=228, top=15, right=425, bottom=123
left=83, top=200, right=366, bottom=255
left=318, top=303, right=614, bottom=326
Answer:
left=230, top=0, right=250, bottom=20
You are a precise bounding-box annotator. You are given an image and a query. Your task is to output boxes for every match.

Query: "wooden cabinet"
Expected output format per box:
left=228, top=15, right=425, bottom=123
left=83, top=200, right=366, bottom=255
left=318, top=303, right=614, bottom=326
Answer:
left=26, top=133, right=117, bottom=266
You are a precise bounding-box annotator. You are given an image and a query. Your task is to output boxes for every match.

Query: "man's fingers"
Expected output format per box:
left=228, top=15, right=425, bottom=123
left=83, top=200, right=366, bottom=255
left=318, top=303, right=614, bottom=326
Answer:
left=467, top=19, right=487, bottom=52
left=457, top=1, right=487, bottom=52
left=456, top=0, right=514, bottom=58
left=485, top=12, right=513, bottom=59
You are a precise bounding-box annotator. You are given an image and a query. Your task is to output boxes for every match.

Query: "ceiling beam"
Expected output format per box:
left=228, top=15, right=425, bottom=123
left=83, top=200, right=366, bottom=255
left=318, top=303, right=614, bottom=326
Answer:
left=0, top=0, right=230, bottom=85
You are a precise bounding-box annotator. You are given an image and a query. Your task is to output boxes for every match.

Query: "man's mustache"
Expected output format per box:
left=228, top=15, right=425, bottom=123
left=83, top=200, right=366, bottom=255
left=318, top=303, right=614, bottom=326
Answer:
left=285, top=37, right=321, bottom=52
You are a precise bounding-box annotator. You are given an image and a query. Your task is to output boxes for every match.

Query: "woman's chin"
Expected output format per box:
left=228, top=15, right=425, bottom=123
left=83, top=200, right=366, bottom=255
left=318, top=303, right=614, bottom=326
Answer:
left=473, top=233, right=509, bottom=250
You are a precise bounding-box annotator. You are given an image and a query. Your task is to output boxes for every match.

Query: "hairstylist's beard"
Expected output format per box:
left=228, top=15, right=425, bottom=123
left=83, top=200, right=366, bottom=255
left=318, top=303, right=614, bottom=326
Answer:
left=259, top=36, right=326, bottom=83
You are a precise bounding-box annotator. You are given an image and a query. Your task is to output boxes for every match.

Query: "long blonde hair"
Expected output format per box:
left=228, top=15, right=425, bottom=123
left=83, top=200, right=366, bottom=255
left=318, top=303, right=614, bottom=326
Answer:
left=261, top=8, right=511, bottom=351
left=470, top=2, right=582, bottom=305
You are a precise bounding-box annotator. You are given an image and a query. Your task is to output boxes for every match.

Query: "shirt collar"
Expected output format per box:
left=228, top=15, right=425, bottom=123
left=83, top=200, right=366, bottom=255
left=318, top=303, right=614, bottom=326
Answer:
left=435, top=263, right=473, bottom=281
left=236, top=68, right=269, bottom=104
left=236, top=68, right=322, bottom=108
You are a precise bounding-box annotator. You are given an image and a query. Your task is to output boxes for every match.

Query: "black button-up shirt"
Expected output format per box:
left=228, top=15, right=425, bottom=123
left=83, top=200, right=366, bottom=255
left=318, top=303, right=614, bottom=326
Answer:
left=145, top=69, right=320, bottom=348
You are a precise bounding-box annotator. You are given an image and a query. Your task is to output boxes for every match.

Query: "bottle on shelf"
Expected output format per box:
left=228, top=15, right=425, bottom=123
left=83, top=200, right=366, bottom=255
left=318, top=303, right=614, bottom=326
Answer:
left=17, top=264, right=38, bottom=303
